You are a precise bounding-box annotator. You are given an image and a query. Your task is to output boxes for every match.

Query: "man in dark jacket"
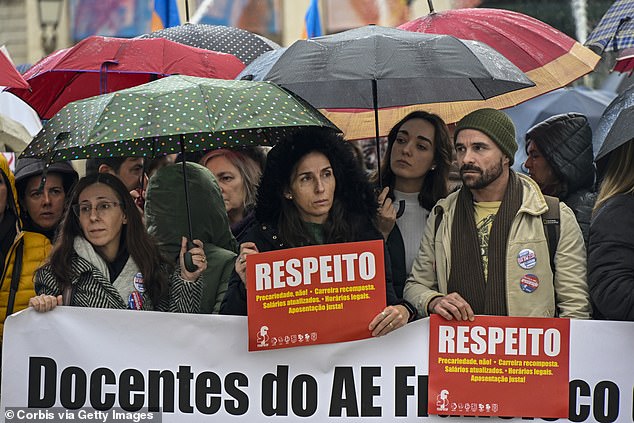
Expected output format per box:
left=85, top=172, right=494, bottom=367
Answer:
left=524, top=113, right=597, bottom=245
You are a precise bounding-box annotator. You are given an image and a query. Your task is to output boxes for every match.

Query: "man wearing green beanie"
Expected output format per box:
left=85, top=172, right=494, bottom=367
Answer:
left=403, top=108, right=590, bottom=320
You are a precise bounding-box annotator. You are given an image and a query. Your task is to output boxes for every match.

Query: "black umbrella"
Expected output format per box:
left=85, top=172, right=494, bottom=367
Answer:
left=140, top=23, right=280, bottom=65
left=238, top=25, right=534, bottom=180
left=595, top=105, right=634, bottom=163
left=594, top=84, right=634, bottom=160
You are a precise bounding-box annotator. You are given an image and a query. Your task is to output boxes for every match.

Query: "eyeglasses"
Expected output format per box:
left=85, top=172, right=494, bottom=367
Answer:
left=72, top=201, right=122, bottom=218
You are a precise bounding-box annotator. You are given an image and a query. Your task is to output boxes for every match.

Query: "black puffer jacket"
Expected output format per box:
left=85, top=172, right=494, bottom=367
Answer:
left=526, top=113, right=596, bottom=244
left=587, top=193, right=634, bottom=321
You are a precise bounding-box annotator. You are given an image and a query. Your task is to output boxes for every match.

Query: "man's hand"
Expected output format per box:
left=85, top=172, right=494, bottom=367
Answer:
left=428, top=292, right=474, bottom=321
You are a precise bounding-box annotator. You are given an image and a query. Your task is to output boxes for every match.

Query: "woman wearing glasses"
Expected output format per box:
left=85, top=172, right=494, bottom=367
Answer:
left=29, top=173, right=206, bottom=312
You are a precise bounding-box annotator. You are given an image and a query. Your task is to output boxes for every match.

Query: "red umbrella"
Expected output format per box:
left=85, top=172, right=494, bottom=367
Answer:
left=8, top=36, right=245, bottom=119
left=320, top=8, right=601, bottom=140
left=398, top=8, right=600, bottom=106
left=0, top=50, right=29, bottom=89
left=614, top=47, right=634, bottom=73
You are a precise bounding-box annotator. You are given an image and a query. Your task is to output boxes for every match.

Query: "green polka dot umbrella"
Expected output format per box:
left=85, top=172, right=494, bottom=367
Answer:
left=20, top=75, right=340, bottom=249
left=21, top=75, right=340, bottom=162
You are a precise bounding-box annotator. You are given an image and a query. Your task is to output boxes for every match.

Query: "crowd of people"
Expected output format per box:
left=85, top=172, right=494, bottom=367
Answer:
left=0, top=104, right=632, bottom=350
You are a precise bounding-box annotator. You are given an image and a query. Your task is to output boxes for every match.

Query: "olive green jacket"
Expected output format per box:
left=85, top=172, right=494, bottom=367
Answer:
left=145, top=163, right=238, bottom=313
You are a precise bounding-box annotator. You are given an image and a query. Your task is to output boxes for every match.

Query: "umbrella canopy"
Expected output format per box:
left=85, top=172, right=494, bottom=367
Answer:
left=504, top=87, right=616, bottom=170
left=239, top=25, right=534, bottom=139
left=21, top=75, right=340, bottom=251
left=0, top=114, right=32, bottom=153
left=20, top=75, right=340, bottom=161
left=614, top=47, right=634, bottom=72
left=0, top=91, right=42, bottom=137
left=0, top=50, right=29, bottom=89
left=8, top=36, right=245, bottom=120
left=595, top=104, right=634, bottom=163
left=586, top=0, right=634, bottom=54
left=140, top=23, right=280, bottom=65
left=399, top=8, right=600, bottom=110
left=594, top=84, right=634, bottom=161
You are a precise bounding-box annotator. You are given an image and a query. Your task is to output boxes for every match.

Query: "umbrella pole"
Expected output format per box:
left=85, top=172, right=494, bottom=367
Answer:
left=179, top=135, right=197, bottom=272
left=179, top=136, right=194, bottom=240
left=372, top=79, right=381, bottom=186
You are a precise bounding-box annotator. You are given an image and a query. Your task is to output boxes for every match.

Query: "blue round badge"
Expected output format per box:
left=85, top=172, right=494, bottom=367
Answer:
left=520, top=274, right=540, bottom=293
left=133, top=272, right=145, bottom=293
left=517, top=249, right=537, bottom=269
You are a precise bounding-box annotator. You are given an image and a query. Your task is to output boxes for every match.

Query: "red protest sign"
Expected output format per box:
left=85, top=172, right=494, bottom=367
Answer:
left=428, top=315, right=570, bottom=418
left=246, top=240, right=386, bottom=351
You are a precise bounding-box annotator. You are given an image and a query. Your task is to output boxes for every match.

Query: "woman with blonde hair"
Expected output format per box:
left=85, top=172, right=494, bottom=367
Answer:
left=200, top=148, right=264, bottom=243
left=587, top=138, right=634, bottom=321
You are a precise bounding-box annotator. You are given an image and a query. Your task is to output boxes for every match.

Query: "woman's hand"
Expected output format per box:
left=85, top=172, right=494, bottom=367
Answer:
left=29, top=294, right=63, bottom=313
left=180, top=237, right=207, bottom=282
left=376, top=187, right=396, bottom=240
left=235, top=242, right=259, bottom=286
left=368, top=304, right=409, bottom=337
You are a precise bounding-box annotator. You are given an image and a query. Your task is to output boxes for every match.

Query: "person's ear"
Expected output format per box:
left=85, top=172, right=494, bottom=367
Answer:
left=98, top=164, right=115, bottom=175
left=284, top=191, right=293, bottom=200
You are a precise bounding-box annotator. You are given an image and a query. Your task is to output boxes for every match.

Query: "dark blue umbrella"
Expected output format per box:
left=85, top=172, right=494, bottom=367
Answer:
left=504, top=87, right=616, bottom=170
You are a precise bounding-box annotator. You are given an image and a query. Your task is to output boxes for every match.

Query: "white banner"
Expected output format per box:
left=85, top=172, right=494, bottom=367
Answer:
left=1, top=308, right=633, bottom=422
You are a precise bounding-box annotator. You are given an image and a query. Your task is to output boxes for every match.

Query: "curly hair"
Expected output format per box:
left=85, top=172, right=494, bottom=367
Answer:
left=374, top=111, right=452, bottom=210
left=45, top=173, right=171, bottom=306
left=255, top=128, right=377, bottom=247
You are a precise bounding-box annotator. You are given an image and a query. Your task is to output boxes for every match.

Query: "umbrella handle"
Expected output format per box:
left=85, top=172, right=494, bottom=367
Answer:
left=183, top=239, right=198, bottom=273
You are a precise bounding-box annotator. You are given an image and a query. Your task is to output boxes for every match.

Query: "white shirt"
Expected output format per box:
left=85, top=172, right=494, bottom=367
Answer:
left=393, top=190, right=429, bottom=274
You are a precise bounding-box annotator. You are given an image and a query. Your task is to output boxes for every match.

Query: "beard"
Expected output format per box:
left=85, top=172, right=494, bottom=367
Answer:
left=460, top=158, right=504, bottom=190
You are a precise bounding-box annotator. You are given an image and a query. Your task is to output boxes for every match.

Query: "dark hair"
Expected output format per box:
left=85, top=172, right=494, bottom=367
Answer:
left=255, top=128, right=377, bottom=247
left=45, top=173, right=170, bottom=306
left=375, top=111, right=452, bottom=210
left=85, top=157, right=132, bottom=175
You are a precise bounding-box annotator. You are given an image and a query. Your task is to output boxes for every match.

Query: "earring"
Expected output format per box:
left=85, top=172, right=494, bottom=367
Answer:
left=430, top=166, right=436, bottom=170
left=285, top=194, right=293, bottom=200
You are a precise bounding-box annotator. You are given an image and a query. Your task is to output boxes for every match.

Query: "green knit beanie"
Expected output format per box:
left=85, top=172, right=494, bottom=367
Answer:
left=454, top=108, right=518, bottom=165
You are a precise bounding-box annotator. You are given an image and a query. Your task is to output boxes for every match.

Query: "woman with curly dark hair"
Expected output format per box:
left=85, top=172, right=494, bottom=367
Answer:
left=28, top=172, right=206, bottom=313
left=373, top=111, right=453, bottom=298
left=220, top=127, right=416, bottom=336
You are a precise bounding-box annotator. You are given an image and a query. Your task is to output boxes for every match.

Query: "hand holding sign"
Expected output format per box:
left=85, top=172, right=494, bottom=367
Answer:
left=368, top=304, right=409, bottom=336
left=429, top=292, right=475, bottom=322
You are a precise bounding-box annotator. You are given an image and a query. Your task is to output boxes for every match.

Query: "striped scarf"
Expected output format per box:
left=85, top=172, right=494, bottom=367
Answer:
left=447, top=170, right=522, bottom=315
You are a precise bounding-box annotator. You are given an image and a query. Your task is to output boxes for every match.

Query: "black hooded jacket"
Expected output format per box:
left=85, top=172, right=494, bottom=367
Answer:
left=526, top=113, right=597, bottom=244
left=220, top=128, right=402, bottom=316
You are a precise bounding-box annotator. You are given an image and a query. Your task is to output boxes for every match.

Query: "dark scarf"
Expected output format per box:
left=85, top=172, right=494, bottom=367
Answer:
left=447, top=171, right=523, bottom=315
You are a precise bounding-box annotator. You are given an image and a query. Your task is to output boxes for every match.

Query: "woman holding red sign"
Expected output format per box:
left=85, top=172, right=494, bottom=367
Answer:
left=220, top=128, right=416, bottom=336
